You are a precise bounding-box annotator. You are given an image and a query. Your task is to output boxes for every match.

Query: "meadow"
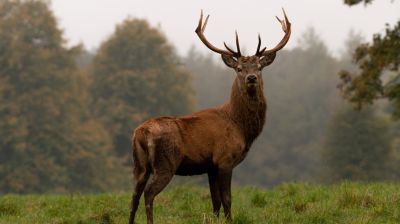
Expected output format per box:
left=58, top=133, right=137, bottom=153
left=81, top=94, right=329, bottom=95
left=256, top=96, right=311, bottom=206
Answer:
left=0, top=182, right=399, bottom=224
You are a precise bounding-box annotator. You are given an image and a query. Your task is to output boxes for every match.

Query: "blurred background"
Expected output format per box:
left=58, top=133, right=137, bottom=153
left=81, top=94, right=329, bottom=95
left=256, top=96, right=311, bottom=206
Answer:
left=0, top=0, right=399, bottom=194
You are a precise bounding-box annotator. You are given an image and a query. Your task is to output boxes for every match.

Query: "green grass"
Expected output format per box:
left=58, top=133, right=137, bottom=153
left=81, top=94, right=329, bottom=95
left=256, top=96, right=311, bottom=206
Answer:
left=1, top=182, right=400, bottom=224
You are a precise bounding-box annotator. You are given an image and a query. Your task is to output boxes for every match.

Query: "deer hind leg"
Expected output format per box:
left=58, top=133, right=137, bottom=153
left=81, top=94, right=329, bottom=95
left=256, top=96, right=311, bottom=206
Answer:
left=218, top=169, right=233, bottom=221
left=208, top=171, right=222, bottom=216
left=144, top=138, right=179, bottom=224
left=144, top=172, right=173, bottom=224
left=129, top=166, right=150, bottom=224
left=129, top=138, right=151, bottom=224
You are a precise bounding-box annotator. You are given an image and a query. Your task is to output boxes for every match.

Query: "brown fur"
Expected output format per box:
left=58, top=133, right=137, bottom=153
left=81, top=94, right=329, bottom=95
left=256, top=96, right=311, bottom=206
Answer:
left=128, top=55, right=272, bottom=224
left=129, top=10, right=291, bottom=223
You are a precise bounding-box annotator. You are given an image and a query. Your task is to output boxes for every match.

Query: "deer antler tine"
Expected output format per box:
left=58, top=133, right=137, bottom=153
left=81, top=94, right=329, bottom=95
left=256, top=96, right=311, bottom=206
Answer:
left=282, top=7, right=289, bottom=23
left=195, top=10, right=203, bottom=33
left=281, top=8, right=290, bottom=32
left=275, top=16, right=282, bottom=24
left=275, top=16, right=286, bottom=32
left=256, top=33, right=262, bottom=55
left=261, top=8, right=291, bottom=56
left=224, top=42, right=237, bottom=54
left=195, top=10, right=235, bottom=57
left=202, top=15, right=210, bottom=33
left=235, top=31, right=241, bottom=56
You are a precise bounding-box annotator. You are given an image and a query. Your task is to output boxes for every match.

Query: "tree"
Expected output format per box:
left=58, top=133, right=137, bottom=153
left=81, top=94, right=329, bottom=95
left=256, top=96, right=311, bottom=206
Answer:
left=0, top=0, right=126, bottom=193
left=340, top=30, right=365, bottom=63
left=184, top=46, right=233, bottom=110
left=322, top=105, right=392, bottom=182
left=91, top=18, right=194, bottom=157
left=339, top=0, right=400, bottom=118
left=245, top=28, right=341, bottom=185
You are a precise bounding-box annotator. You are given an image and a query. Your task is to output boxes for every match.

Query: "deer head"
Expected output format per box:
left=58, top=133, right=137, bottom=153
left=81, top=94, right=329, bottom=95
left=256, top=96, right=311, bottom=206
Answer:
left=195, top=9, right=291, bottom=98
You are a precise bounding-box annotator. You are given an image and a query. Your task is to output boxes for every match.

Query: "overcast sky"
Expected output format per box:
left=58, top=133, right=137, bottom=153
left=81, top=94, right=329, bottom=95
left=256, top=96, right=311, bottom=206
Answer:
left=50, top=0, right=399, bottom=57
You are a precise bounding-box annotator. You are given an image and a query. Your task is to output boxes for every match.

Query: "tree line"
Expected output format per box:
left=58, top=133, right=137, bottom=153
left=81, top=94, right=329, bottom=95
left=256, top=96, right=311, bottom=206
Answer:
left=0, top=0, right=193, bottom=193
left=186, top=27, right=399, bottom=186
left=0, top=0, right=398, bottom=194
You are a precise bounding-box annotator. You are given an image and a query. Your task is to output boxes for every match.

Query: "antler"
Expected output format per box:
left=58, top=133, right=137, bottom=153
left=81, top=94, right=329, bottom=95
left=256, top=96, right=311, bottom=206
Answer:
left=255, top=34, right=267, bottom=56
left=195, top=10, right=242, bottom=58
left=256, top=8, right=291, bottom=57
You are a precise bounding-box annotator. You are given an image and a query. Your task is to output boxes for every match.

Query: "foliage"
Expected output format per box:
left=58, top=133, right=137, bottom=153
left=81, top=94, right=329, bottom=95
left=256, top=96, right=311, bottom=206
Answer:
left=184, top=47, right=234, bottom=110
left=322, top=106, right=392, bottom=182
left=339, top=0, right=400, bottom=118
left=1, top=183, right=400, bottom=223
left=91, top=18, right=194, bottom=156
left=0, top=0, right=397, bottom=194
left=0, top=0, right=128, bottom=193
left=186, top=27, right=399, bottom=186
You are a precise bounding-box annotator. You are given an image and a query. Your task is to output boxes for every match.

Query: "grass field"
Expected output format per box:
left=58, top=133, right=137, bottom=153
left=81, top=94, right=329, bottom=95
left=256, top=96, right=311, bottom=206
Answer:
left=0, top=182, right=399, bottom=224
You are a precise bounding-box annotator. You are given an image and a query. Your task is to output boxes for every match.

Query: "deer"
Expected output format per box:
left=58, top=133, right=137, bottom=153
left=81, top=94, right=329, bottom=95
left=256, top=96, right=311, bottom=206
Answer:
left=129, top=9, right=291, bottom=224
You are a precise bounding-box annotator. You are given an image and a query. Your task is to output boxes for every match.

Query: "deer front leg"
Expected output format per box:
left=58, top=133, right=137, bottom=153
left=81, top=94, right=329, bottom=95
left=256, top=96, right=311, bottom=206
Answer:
left=208, top=171, right=221, bottom=216
left=218, top=169, right=232, bottom=221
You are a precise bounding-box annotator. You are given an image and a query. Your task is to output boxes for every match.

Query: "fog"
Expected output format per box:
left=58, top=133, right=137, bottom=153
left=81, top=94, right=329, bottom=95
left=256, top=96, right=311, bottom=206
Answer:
left=1, top=0, right=399, bottom=194
left=51, top=0, right=399, bottom=56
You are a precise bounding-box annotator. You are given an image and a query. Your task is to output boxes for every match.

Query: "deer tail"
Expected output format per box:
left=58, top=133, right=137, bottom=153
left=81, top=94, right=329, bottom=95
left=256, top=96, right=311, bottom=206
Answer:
left=132, top=128, right=150, bottom=177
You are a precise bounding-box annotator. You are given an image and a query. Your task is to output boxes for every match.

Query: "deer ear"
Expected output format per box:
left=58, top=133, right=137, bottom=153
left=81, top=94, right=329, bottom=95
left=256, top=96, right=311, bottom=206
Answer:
left=221, top=54, right=237, bottom=68
left=260, top=52, right=277, bottom=68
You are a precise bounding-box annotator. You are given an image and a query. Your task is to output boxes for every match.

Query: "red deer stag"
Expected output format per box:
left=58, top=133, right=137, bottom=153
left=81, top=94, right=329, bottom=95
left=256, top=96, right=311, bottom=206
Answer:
left=129, top=9, right=291, bottom=224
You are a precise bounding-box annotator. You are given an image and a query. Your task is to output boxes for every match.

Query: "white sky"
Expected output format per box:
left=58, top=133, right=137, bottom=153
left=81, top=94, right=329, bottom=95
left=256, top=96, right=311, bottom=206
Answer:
left=50, top=0, right=399, bottom=57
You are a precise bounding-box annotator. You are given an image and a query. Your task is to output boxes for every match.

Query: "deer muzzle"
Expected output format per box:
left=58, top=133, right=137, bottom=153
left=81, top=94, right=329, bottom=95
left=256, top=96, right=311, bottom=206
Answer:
left=246, top=74, right=258, bottom=86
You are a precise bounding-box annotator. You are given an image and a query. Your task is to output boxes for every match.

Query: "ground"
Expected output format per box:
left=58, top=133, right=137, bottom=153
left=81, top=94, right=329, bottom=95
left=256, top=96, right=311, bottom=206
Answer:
left=0, top=182, right=399, bottom=224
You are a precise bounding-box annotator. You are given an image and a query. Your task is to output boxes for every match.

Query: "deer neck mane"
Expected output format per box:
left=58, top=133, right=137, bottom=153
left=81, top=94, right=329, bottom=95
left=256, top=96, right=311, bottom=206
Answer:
left=223, top=78, right=267, bottom=148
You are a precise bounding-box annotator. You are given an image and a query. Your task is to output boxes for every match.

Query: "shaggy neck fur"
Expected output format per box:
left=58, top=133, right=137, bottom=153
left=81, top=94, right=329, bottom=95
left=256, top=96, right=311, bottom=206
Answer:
left=222, top=78, right=267, bottom=149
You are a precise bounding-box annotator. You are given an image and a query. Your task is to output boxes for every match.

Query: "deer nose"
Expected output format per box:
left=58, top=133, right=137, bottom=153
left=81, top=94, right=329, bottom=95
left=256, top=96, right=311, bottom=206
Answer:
left=246, top=74, right=257, bottom=83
